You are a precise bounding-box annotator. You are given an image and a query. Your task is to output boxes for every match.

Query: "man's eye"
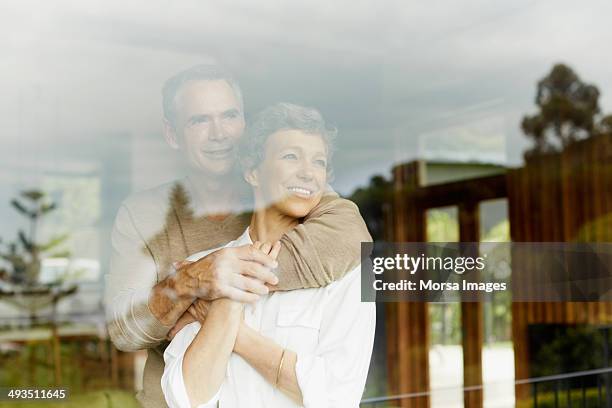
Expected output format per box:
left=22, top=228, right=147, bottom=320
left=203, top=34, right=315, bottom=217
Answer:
left=224, top=111, right=240, bottom=119
left=282, top=153, right=297, bottom=160
left=314, top=159, right=327, bottom=167
left=193, top=117, right=209, bottom=124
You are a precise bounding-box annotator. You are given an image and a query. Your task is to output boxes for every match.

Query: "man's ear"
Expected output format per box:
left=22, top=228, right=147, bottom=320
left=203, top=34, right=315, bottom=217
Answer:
left=244, top=167, right=259, bottom=187
left=163, top=118, right=180, bottom=150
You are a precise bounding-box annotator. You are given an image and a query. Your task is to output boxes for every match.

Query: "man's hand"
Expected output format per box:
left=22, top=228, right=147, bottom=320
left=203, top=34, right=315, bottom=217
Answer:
left=172, top=242, right=281, bottom=303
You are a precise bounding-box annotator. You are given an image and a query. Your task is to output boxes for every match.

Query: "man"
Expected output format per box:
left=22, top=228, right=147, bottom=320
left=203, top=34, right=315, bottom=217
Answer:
left=105, top=64, right=371, bottom=407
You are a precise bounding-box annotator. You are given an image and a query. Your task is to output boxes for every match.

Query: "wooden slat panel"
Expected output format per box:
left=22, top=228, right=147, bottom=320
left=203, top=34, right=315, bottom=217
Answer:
left=459, top=201, right=483, bottom=408
left=388, top=161, right=430, bottom=408
left=389, top=136, right=611, bottom=407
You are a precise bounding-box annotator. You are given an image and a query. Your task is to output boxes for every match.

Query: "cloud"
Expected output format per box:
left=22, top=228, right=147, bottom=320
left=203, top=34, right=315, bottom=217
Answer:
left=0, top=0, right=610, bottom=196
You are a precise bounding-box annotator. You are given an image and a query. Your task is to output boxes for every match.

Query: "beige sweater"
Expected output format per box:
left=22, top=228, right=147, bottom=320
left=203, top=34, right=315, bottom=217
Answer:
left=105, top=180, right=371, bottom=408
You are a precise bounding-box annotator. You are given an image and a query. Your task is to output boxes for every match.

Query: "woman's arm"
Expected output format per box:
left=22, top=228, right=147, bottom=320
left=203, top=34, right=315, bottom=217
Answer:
left=236, top=269, right=376, bottom=408
left=234, top=322, right=303, bottom=404
left=182, top=299, right=242, bottom=406
left=161, top=299, right=242, bottom=408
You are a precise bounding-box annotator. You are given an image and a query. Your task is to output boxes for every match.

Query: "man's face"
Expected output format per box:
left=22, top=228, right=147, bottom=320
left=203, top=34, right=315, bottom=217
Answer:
left=172, top=80, right=245, bottom=176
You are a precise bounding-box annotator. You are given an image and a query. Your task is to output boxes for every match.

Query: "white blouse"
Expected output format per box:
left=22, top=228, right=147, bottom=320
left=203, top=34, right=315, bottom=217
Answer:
left=161, top=228, right=376, bottom=408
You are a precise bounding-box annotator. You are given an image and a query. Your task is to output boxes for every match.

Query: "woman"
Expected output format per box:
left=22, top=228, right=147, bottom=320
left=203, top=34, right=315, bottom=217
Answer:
left=161, top=103, right=376, bottom=407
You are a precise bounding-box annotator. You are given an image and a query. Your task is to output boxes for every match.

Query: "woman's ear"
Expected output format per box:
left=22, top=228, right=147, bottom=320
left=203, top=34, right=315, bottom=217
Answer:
left=244, top=167, right=259, bottom=187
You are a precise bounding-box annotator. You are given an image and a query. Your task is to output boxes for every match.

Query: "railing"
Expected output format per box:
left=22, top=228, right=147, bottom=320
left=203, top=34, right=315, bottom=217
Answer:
left=360, top=367, right=612, bottom=407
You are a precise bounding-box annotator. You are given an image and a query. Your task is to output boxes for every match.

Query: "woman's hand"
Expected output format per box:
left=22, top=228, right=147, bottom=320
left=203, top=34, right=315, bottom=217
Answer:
left=252, top=241, right=281, bottom=292
left=188, top=299, right=211, bottom=322
left=167, top=310, right=197, bottom=340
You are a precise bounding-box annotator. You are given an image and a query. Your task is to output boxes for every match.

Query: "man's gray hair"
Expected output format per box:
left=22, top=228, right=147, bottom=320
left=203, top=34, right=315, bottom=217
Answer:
left=240, top=102, right=336, bottom=178
left=162, top=64, right=244, bottom=126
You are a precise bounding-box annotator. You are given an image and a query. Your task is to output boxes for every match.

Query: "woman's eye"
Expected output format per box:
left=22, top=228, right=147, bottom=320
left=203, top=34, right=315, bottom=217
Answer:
left=314, top=159, right=327, bottom=167
left=282, top=153, right=297, bottom=160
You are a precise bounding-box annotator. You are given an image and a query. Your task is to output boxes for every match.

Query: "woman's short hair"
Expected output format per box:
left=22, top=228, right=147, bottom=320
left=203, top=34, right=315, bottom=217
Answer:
left=239, top=102, right=336, bottom=179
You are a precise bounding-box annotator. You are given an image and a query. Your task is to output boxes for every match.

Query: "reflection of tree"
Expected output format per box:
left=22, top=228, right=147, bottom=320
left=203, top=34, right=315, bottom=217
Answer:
left=0, top=190, right=69, bottom=286
left=522, top=63, right=611, bottom=158
left=530, top=325, right=604, bottom=381
left=482, top=219, right=509, bottom=243
left=426, top=209, right=459, bottom=242
left=348, top=175, right=392, bottom=241
left=481, top=221, right=512, bottom=343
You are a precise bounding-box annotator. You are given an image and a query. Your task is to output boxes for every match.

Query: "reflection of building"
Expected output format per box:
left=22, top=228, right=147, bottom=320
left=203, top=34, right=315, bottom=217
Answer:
left=423, top=160, right=505, bottom=187
left=366, top=134, right=612, bottom=408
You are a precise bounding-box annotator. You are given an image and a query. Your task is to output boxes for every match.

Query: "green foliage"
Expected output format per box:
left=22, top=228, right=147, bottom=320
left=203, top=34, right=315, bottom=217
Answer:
left=348, top=175, right=392, bottom=241
left=599, top=114, right=612, bottom=135
left=429, top=303, right=462, bottom=345
left=522, top=64, right=600, bottom=158
left=516, top=387, right=604, bottom=408
left=530, top=325, right=604, bottom=378
left=522, top=63, right=612, bottom=159
left=426, top=209, right=459, bottom=242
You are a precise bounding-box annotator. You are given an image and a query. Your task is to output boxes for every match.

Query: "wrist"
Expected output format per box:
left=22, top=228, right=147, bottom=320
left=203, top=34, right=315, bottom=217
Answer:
left=234, top=321, right=251, bottom=355
left=213, top=298, right=244, bottom=313
left=172, top=262, right=199, bottom=299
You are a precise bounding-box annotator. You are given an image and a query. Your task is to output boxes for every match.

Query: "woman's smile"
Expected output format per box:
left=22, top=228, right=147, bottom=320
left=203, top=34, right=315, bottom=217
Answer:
left=286, top=185, right=317, bottom=198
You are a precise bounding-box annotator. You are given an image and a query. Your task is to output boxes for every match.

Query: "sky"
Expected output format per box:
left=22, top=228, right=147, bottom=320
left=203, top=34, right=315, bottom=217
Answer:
left=1, top=0, right=611, bottom=198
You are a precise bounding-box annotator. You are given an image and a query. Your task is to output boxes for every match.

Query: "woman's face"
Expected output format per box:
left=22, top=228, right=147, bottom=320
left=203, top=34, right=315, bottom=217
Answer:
left=249, top=129, right=328, bottom=218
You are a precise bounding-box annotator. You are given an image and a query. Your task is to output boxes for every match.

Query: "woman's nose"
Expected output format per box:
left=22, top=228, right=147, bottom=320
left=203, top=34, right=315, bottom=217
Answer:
left=296, top=161, right=314, bottom=180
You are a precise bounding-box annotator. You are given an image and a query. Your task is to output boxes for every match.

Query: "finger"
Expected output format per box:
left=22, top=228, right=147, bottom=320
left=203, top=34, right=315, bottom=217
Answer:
left=252, top=241, right=262, bottom=250
left=167, top=328, right=177, bottom=340
left=232, top=274, right=269, bottom=295
left=173, top=260, right=194, bottom=270
left=269, top=241, right=281, bottom=260
left=237, top=245, right=278, bottom=269
left=266, top=282, right=278, bottom=293
left=239, top=261, right=279, bottom=285
left=260, top=242, right=272, bottom=255
left=220, top=285, right=260, bottom=303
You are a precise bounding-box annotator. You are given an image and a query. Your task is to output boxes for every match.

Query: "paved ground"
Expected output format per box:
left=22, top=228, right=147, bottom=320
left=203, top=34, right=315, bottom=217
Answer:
left=429, top=344, right=515, bottom=408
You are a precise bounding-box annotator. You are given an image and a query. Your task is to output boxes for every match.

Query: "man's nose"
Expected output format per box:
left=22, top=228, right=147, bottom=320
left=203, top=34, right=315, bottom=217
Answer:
left=208, top=119, right=227, bottom=141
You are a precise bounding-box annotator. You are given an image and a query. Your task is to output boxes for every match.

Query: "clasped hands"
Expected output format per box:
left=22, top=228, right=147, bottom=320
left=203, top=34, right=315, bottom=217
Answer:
left=167, top=241, right=281, bottom=340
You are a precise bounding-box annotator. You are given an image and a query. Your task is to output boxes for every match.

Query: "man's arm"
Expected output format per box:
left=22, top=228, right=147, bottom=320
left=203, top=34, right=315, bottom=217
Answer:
left=275, top=194, right=372, bottom=290
left=105, top=205, right=278, bottom=352
left=105, top=204, right=174, bottom=352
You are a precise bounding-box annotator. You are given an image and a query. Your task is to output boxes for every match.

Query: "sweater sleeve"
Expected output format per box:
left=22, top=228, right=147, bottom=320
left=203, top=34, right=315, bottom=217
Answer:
left=105, top=204, right=173, bottom=352
left=275, top=194, right=372, bottom=290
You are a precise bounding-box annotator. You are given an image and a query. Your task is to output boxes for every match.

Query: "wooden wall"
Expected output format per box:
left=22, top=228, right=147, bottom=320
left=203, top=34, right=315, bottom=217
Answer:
left=386, top=161, right=506, bottom=408
left=386, top=161, right=430, bottom=408
left=507, top=134, right=612, bottom=401
left=386, top=134, right=611, bottom=407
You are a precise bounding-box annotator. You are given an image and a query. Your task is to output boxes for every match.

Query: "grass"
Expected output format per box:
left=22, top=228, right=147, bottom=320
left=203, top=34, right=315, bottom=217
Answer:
left=0, top=390, right=138, bottom=408
left=1, top=340, right=138, bottom=408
